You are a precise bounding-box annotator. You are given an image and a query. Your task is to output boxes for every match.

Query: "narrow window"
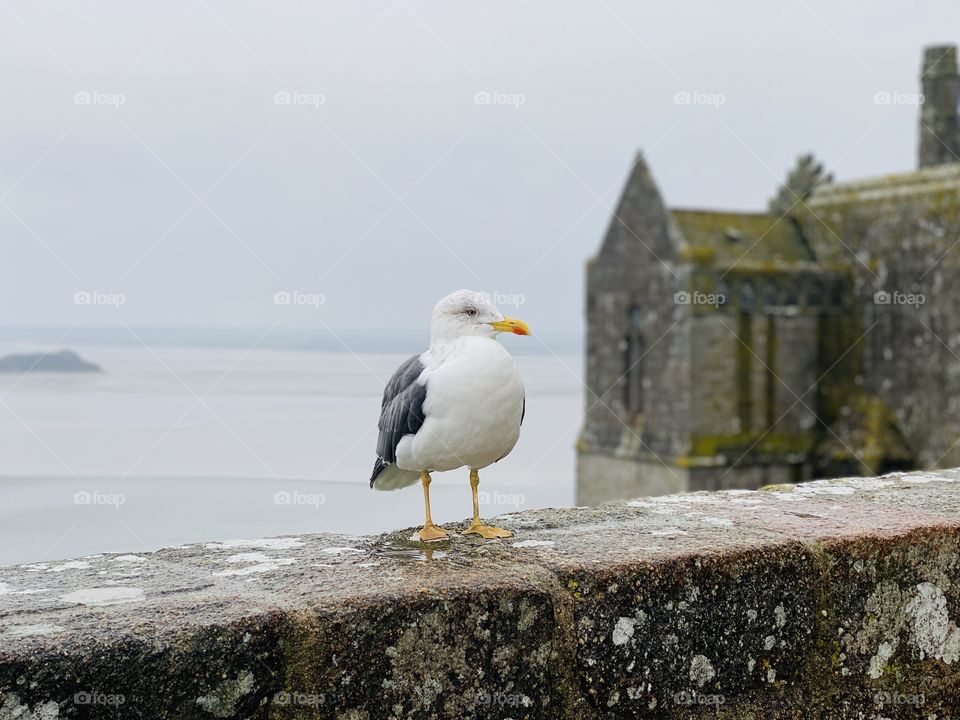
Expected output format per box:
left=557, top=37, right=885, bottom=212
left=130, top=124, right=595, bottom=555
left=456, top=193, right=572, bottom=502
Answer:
left=765, top=315, right=777, bottom=430
left=623, top=307, right=645, bottom=416
left=623, top=332, right=645, bottom=415
left=736, top=311, right=753, bottom=433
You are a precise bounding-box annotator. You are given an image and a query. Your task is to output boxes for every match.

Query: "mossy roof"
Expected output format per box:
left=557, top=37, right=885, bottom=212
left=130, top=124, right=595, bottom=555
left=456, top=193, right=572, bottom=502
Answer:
left=670, top=209, right=816, bottom=268
left=797, top=162, right=960, bottom=264
left=806, top=162, right=960, bottom=208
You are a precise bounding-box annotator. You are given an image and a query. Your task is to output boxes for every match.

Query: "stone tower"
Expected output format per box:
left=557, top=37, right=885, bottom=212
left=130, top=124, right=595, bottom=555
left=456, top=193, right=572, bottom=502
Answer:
left=918, top=44, right=960, bottom=168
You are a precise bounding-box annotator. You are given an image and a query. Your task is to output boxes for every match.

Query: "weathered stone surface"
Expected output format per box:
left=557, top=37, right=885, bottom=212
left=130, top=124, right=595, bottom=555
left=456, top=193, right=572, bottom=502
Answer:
left=4, top=470, right=960, bottom=718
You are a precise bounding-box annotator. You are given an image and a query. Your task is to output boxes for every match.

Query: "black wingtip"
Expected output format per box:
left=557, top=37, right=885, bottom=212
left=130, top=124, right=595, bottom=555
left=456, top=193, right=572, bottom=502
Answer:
left=369, top=457, right=387, bottom=488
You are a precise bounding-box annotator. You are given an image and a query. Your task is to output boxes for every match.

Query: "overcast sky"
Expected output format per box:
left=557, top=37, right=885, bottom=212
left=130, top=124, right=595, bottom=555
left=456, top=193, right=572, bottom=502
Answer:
left=1, top=1, right=957, bottom=343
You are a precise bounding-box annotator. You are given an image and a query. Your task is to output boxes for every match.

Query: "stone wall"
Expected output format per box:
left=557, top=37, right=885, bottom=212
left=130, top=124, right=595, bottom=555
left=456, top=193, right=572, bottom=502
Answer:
left=804, top=165, right=960, bottom=470
left=4, top=469, right=960, bottom=718
left=575, top=453, right=686, bottom=505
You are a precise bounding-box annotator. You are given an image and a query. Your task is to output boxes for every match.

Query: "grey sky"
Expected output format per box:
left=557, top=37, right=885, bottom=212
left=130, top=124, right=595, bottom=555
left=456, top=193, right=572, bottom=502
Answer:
left=1, top=1, right=956, bottom=341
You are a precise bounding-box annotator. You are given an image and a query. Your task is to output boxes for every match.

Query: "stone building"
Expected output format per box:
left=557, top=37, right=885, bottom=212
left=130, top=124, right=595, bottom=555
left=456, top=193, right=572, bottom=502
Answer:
left=577, top=44, right=960, bottom=504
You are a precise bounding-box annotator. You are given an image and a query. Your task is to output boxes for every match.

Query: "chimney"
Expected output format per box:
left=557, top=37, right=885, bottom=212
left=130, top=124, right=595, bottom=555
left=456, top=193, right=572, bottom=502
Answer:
left=919, top=44, right=960, bottom=168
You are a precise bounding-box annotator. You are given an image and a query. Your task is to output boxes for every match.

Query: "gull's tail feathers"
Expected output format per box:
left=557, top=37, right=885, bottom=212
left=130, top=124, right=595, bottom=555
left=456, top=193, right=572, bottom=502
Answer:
left=369, top=458, right=421, bottom=491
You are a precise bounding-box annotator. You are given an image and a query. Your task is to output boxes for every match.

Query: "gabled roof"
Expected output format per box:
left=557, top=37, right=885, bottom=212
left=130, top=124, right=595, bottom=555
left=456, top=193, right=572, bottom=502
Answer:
left=597, top=153, right=680, bottom=264
left=670, top=208, right=816, bottom=268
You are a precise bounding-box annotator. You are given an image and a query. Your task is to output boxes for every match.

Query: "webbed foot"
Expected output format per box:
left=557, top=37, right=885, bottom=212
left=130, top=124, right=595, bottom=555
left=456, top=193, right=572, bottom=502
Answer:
left=419, top=523, right=449, bottom=542
left=460, top=523, right=512, bottom=539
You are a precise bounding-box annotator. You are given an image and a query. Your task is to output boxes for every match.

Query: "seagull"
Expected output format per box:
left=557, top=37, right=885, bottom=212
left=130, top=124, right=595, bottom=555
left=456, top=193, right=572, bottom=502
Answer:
left=369, top=289, right=529, bottom=541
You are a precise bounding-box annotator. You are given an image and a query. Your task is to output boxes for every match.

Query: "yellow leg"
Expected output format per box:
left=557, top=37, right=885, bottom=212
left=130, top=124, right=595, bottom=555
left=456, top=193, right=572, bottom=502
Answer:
left=461, top=468, right=512, bottom=539
left=418, top=470, right=448, bottom=542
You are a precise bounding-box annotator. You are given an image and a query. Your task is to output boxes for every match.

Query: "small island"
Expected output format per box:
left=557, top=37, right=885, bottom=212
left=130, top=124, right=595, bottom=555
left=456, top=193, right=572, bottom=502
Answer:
left=0, top=349, right=101, bottom=373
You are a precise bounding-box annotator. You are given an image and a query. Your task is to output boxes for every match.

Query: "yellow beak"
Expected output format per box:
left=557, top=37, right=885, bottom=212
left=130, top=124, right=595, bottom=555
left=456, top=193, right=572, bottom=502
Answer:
left=489, top=316, right=530, bottom=336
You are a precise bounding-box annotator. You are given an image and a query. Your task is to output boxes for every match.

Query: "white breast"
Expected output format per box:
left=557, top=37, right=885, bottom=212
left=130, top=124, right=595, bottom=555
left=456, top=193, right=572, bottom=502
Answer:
left=396, top=336, right=524, bottom=473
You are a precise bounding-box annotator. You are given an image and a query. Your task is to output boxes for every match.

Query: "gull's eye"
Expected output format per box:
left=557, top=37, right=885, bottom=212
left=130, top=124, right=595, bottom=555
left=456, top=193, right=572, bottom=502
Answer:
left=464, top=307, right=478, bottom=317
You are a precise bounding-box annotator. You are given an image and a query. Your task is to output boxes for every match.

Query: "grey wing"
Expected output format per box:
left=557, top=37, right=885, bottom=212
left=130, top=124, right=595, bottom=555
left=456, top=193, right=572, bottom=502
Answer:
left=369, top=355, right=427, bottom=485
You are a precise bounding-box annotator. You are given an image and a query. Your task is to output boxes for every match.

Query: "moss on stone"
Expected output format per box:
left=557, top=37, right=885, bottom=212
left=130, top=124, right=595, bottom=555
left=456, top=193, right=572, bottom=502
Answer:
left=689, top=432, right=817, bottom=458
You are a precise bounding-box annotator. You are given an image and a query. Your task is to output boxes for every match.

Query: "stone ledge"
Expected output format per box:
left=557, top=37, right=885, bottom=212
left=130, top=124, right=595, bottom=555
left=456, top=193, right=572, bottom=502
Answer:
left=3, top=470, right=960, bottom=719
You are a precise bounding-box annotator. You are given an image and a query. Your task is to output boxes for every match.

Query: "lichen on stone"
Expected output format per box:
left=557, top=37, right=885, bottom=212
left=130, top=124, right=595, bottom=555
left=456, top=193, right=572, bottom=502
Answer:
left=689, top=654, right=716, bottom=687
left=194, top=670, right=255, bottom=718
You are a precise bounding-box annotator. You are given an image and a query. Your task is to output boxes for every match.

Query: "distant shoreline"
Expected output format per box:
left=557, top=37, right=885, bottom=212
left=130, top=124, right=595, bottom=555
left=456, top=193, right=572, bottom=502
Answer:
left=0, top=349, right=101, bottom=373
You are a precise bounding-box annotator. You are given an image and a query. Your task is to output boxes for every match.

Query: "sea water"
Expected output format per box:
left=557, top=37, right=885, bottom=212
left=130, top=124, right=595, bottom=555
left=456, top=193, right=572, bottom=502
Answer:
left=0, top=345, right=581, bottom=566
